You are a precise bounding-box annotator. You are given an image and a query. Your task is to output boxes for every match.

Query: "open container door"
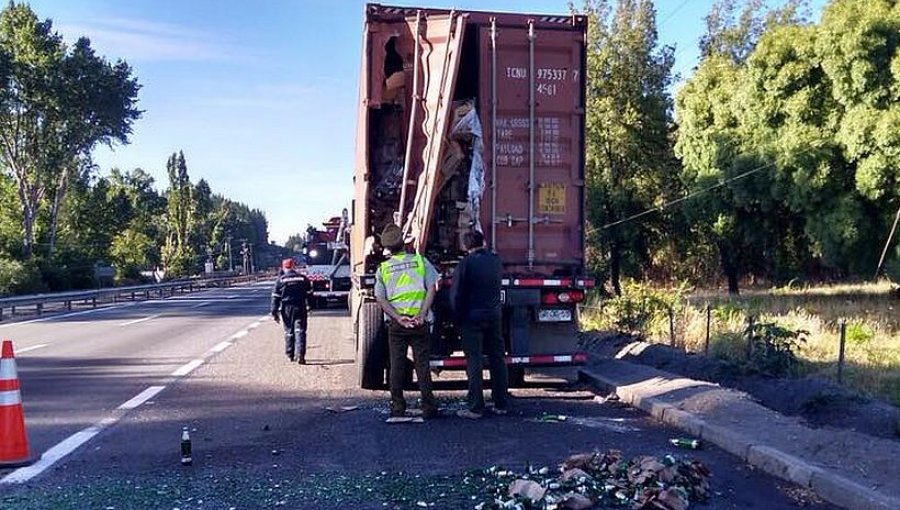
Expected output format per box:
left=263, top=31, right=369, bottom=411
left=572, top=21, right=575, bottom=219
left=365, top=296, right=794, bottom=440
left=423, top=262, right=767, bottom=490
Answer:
left=401, top=12, right=468, bottom=252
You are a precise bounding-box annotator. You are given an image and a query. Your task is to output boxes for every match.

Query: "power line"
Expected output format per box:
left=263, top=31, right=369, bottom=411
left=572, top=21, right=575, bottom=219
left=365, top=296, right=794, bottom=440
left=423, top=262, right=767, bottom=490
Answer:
left=586, top=153, right=794, bottom=235
left=659, top=0, right=692, bottom=27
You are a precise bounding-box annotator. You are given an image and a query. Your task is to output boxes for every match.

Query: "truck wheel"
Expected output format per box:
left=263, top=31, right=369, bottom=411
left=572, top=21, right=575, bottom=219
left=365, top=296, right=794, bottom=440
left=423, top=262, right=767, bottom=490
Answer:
left=508, top=366, right=526, bottom=388
left=357, top=300, right=387, bottom=389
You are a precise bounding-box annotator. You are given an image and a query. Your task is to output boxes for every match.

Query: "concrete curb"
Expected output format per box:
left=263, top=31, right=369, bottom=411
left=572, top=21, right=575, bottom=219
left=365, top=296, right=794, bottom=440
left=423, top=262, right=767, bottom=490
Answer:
left=580, top=366, right=900, bottom=510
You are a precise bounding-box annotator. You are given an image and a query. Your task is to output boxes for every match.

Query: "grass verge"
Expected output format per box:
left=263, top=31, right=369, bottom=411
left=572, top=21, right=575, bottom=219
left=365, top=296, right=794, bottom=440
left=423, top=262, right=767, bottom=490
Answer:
left=580, top=280, right=900, bottom=406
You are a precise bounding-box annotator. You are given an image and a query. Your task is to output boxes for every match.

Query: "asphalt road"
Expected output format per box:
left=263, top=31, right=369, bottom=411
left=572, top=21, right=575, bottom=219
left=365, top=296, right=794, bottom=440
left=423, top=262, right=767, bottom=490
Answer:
left=0, top=282, right=836, bottom=510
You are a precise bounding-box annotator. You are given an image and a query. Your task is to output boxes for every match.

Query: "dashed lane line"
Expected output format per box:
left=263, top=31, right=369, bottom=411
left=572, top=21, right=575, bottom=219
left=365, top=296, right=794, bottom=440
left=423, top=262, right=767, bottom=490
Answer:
left=1, top=319, right=262, bottom=485
left=117, top=386, right=166, bottom=410
left=16, top=343, right=50, bottom=354
left=171, top=358, right=205, bottom=377
left=0, top=303, right=135, bottom=329
left=118, top=314, right=162, bottom=327
left=210, top=341, right=232, bottom=353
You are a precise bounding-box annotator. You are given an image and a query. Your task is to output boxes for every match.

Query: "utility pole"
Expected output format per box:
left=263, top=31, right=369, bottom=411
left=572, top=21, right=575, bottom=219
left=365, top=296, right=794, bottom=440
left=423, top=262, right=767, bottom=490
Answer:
left=226, top=236, right=234, bottom=272
left=249, top=243, right=255, bottom=273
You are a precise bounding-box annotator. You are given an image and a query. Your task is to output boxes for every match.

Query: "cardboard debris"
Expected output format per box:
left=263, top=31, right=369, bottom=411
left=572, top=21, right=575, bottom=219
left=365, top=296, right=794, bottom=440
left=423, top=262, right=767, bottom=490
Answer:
left=474, top=450, right=710, bottom=510
left=385, top=416, right=424, bottom=424
left=560, top=493, right=593, bottom=509
left=325, top=405, right=360, bottom=414
left=508, top=479, right=546, bottom=502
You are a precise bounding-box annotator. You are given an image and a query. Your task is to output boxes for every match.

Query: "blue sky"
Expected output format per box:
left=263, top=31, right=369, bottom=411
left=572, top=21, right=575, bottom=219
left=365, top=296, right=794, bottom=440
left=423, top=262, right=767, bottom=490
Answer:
left=29, top=0, right=825, bottom=244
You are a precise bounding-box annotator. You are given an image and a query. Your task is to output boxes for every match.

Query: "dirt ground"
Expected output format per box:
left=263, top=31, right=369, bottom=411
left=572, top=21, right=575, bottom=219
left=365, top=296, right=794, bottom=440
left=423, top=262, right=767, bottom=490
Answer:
left=580, top=331, right=900, bottom=441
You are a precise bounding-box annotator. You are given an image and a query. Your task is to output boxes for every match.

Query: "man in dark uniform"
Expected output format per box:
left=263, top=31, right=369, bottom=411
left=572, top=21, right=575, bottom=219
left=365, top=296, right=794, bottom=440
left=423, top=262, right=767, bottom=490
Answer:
left=271, top=258, right=312, bottom=364
left=450, top=231, right=509, bottom=419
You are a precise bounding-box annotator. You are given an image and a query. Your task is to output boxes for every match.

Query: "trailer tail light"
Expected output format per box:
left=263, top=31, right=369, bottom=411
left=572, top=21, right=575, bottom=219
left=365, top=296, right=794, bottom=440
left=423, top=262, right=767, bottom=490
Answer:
left=563, top=290, right=585, bottom=303
left=542, top=290, right=585, bottom=305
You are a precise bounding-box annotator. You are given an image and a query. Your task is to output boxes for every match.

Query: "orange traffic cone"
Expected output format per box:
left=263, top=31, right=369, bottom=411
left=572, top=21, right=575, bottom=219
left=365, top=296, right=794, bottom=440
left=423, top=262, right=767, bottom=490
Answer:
left=0, top=339, right=35, bottom=467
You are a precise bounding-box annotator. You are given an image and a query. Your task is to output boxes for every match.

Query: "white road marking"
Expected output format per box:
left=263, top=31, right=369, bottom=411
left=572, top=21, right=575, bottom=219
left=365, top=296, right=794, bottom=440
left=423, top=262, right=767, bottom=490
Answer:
left=16, top=343, right=49, bottom=354
left=1, top=425, right=103, bottom=484
left=0, top=303, right=134, bottom=329
left=259, top=315, right=272, bottom=321
left=230, top=330, right=248, bottom=340
left=118, top=314, right=161, bottom=327
left=117, top=386, right=166, bottom=410
left=190, top=301, right=212, bottom=309
left=1, top=314, right=266, bottom=484
left=210, top=341, right=232, bottom=353
left=171, top=358, right=205, bottom=377
left=246, top=321, right=261, bottom=330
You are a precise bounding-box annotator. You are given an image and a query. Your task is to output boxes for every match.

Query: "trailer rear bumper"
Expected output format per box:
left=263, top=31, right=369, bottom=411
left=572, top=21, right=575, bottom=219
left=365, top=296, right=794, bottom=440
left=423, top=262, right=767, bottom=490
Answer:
left=429, top=352, right=587, bottom=369
left=316, top=291, right=349, bottom=301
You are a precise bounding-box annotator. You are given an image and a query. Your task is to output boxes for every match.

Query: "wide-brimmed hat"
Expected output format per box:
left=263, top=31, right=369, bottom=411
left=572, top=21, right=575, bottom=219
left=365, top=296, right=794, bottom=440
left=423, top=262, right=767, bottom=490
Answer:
left=381, top=224, right=404, bottom=250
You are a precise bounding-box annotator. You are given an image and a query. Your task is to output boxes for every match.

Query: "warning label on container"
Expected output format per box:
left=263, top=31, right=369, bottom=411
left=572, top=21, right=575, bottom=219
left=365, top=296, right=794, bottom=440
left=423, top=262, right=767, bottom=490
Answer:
left=539, top=183, right=566, bottom=215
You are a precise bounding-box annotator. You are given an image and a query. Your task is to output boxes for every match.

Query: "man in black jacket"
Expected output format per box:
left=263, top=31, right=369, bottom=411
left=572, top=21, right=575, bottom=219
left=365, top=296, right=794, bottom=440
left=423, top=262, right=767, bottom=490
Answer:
left=450, top=231, right=509, bottom=419
left=271, top=258, right=312, bottom=364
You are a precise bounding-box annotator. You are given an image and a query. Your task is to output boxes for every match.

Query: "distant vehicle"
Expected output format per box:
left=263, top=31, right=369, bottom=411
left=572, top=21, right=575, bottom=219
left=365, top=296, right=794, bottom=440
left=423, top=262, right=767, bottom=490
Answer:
left=351, top=4, right=593, bottom=390
left=304, top=210, right=351, bottom=309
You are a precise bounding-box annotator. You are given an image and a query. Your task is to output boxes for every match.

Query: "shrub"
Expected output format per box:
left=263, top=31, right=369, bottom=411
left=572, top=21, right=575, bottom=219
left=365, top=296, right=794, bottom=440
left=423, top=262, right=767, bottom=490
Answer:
left=747, top=322, right=807, bottom=378
left=0, top=256, right=44, bottom=295
left=845, top=322, right=875, bottom=345
left=596, top=281, right=685, bottom=333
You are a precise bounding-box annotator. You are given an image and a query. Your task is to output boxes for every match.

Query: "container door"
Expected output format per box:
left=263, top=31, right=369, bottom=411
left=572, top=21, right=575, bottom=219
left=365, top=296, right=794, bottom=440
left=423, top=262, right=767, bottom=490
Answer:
left=401, top=13, right=468, bottom=252
left=480, top=22, right=586, bottom=274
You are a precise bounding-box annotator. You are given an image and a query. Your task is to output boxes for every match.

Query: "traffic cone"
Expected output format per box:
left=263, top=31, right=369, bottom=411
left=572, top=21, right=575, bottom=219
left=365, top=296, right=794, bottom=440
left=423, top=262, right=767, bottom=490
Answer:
left=0, top=339, right=35, bottom=467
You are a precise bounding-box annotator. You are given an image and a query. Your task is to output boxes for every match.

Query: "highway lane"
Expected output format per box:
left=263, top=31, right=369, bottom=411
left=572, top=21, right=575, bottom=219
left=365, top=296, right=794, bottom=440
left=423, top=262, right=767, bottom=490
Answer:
left=0, top=280, right=275, bottom=481
left=1, top=303, right=838, bottom=509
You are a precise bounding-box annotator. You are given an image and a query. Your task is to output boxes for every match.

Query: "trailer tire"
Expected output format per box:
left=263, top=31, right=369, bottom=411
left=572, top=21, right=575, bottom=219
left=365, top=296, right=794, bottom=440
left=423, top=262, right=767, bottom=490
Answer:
left=357, top=300, right=388, bottom=389
left=508, top=366, right=526, bottom=388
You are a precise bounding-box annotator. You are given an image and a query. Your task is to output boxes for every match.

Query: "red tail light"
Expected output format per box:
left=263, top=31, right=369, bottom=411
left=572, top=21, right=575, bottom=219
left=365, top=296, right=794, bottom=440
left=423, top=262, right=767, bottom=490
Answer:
left=565, top=290, right=585, bottom=303
left=542, top=290, right=585, bottom=305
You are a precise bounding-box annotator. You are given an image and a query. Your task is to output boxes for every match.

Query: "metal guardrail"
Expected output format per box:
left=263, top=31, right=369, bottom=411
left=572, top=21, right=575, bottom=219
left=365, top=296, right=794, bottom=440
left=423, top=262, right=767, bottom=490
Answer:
left=0, top=274, right=268, bottom=322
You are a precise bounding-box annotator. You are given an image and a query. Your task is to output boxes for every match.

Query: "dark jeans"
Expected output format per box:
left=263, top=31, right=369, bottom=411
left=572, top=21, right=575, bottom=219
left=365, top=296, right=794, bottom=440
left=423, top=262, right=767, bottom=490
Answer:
left=280, top=304, right=308, bottom=359
left=462, top=317, right=509, bottom=413
left=388, top=321, right=436, bottom=416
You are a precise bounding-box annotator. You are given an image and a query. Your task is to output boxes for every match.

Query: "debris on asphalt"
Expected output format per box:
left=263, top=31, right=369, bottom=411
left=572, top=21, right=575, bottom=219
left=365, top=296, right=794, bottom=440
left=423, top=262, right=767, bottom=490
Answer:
left=474, top=450, right=711, bottom=510
left=385, top=416, right=425, bottom=424
left=669, top=438, right=701, bottom=450
left=325, top=405, right=360, bottom=414
left=537, top=414, right=568, bottom=423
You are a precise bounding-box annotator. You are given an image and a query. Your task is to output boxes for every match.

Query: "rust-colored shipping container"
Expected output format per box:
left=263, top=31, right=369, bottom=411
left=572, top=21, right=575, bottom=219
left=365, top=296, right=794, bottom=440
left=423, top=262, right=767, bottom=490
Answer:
left=351, top=3, right=593, bottom=390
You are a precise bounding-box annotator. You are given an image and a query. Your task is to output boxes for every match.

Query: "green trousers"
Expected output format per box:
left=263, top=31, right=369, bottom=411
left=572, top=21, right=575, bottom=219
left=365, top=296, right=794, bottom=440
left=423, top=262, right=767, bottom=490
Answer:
left=388, top=321, right=437, bottom=416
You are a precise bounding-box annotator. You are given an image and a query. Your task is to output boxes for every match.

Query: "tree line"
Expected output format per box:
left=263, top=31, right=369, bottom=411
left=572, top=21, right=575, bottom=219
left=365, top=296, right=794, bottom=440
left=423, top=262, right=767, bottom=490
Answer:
left=582, top=0, right=900, bottom=294
left=0, top=3, right=274, bottom=295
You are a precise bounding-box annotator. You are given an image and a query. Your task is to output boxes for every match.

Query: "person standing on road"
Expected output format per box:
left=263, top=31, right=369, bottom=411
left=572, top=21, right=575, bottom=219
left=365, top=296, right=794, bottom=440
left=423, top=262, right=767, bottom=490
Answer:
left=451, top=231, right=509, bottom=419
left=375, top=224, right=439, bottom=419
left=271, top=258, right=312, bottom=364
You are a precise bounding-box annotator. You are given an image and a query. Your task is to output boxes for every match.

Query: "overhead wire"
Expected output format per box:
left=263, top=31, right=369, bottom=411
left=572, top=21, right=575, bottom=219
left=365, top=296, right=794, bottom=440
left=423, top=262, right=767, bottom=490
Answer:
left=585, top=150, right=805, bottom=235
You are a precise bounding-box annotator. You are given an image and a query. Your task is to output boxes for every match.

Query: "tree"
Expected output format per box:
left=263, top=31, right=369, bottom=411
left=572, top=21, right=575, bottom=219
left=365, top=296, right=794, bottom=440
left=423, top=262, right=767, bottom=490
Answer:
left=581, top=0, right=676, bottom=294
left=0, top=3, right=140, bottom=258
left=108, top=168, right=166, bottom=278
left=162, top=151, right=196, bottom=277
left=675, top=0, right=811, bottom=292
left=285, top=233, right=306, bottom=253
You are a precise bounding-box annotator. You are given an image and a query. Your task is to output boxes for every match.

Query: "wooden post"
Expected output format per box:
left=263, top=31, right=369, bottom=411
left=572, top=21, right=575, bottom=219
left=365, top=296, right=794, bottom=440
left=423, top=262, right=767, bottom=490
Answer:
left=704, top=304, right=711, bottom=355
left=746, top=315, right=755, bottom=360
left=668, top=307, right=676, bottom=347
left=837, top=319, right=847, bottom=385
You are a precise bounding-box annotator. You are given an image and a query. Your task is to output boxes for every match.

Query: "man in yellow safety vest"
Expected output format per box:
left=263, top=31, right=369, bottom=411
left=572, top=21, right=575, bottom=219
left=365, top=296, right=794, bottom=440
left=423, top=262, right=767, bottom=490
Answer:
left=375, top=224, right=439, bottom=419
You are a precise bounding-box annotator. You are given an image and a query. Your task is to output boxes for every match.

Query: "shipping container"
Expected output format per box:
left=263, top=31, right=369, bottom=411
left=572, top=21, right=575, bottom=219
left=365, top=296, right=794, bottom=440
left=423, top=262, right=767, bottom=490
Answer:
left=351, top=3, right=593, bottom=390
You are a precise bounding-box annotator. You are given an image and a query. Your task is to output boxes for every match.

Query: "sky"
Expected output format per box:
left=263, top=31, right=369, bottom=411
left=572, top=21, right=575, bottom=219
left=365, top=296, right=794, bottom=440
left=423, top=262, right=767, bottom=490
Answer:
left=28, top=0, right=827, bottom=245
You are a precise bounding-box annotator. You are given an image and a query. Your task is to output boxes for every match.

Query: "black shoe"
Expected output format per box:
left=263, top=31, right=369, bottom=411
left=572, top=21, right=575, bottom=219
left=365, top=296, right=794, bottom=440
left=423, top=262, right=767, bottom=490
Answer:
left=297, top=356, right=306, bottom=365
left=287, top=354, right=295, bottom=362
